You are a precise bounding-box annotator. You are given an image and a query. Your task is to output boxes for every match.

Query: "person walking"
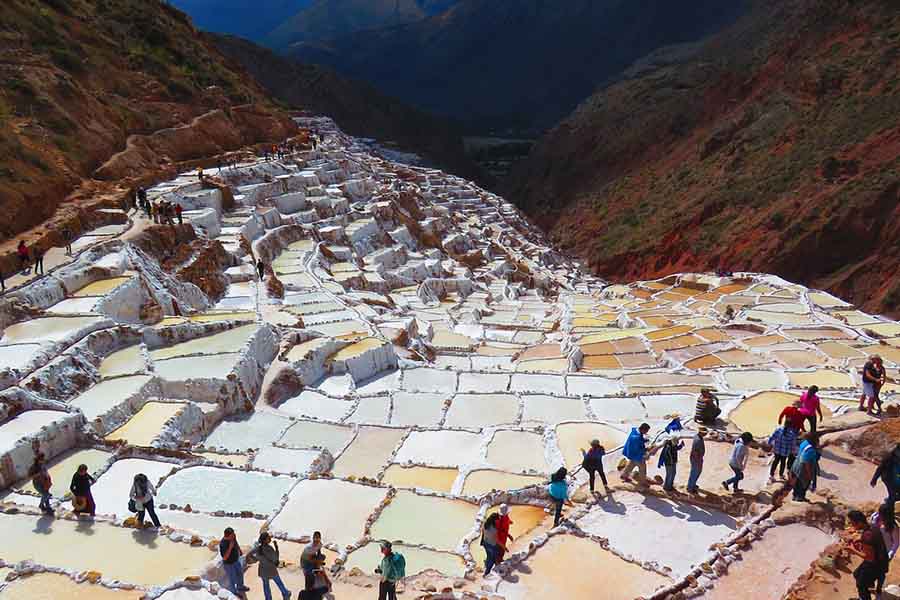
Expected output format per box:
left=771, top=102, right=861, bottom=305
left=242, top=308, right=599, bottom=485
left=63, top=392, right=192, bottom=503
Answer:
left=481, top=512, right=502, bottom=576
left=62, top=227, right=74, bottom=255
left=496, top=504, right=514, bottom=563
left=580, top=439, right=609, bottom=494
left=870, top=444, right=900, bottom=503
left=767, top=423, right=798, bottom=482
left=130, top=473, right=161, bottom=528
left=220, top=527, right=250, bottom=598
left=659, top=435, right=684, bottom=492
left=871, top=502, right=899, bottom=597
left=69, top=464, right=96, bottom=516
left=790, top=433, right=819, bottom=502
left=798, top=385, right=823, bottom=433
left=548, top=467, right=573, bottom=526
left=860, top=355, right=887, bottom=415
left=257, top=259, right=266, bottom=281
left=300, top=531, right=324, bottom=593
left=176, top=203, right=183, bottom=225
left=846, top=510, right=889, bottom=600
left=375, top=541, right=405, bottom=600
left=252, top=532, right=292, bottom=600
left=30, top=457, right=53, bottom=514
left=694, top=389, right=721, bottom=425
left=687, top=427, right=707, bottom=493
left=33, top=246, right=44, bottom=276
left=16, top=240, right=29, bottom=274
left=0, top=267, right=5, bottom=294
left=621, top=423, right=651, bottom=484
left=723, top=432, right=753, bottom=493
left=778, top=399, right=806, bottom=434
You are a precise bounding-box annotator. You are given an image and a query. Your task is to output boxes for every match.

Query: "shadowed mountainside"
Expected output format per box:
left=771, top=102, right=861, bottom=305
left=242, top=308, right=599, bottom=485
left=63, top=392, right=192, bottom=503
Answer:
left=506, top=0, right=900, bottom=316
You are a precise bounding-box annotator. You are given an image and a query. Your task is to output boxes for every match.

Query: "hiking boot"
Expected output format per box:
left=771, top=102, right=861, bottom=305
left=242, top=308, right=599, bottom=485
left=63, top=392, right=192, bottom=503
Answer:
left=721, top=481, right=729, bottom=491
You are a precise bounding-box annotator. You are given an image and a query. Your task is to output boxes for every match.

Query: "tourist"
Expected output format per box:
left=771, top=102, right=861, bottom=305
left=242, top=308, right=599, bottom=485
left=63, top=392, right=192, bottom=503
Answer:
left=16, top=240, right=29, bottom=273
left=687, top=427, right=707, bottom=494
left=580, top=439, right=609, bottom=494
left=257, top=259, right=266, bottom=281
left=860, top=355, right=887, bottom=415
left=798, top=385, right=823, bottom=433
left=33, top=245, right=44, bottom=276
left=870, top=444, right=900, bottom=502
left=69, top=464, right=96, bottom=516
left=871, top=502, right=899, bottom=596
left=1, top=267, right=5, bottom=293
left=481, top=512, right=502, bottom=576
left=549, top=467, right=573, bottom=526
left=220, top=527, right=249, bottom=598
left=722, top=432, right=753, bottom=493
left=767, top=423, right=799, bottom=483
left=130, top=473, right=161, bottom=528
left=790, top=433, right=819, bottom=502
left=300, top=531, right=323, bottom=592
left=62, top=227, right=73, bottom=255
left=30, top=456, right=53, bottom=515
left=496, top=504, right=514, bottom=563
left=845, top=510, right=889, bottom=600
left=778, top=399, right=806, bottom=433
left=374, top=540, right=405, bottom=600
left=621, top=422, right=651, bottom=484
left=694, top=389, right=721, bottom=425
left=658, top=435, right=684, bottom=492
left=252, top=532, right=292, bottom=600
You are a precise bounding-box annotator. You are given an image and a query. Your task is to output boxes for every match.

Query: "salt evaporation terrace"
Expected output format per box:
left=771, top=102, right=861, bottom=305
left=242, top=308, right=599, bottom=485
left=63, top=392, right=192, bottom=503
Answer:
left=0, top=116, right=898, bottom=600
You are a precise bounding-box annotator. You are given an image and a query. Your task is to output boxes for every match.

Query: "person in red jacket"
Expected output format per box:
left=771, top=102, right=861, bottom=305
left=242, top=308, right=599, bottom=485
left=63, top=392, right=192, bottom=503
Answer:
left=17, top=240, right=29, bottom=273
left=778, top=399, right=806, bottom=433
left=496, top=504, right=515, bottom=563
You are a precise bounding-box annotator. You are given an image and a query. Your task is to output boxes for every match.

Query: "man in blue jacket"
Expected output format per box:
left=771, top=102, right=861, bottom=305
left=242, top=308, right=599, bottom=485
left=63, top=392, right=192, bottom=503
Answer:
left=621, top=423, right=651, bottom=484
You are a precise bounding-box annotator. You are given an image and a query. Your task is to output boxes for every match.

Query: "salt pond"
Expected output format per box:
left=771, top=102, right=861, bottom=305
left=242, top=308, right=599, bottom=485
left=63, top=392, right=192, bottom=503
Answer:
left=370, top=490, right=478, bottom=551
left=158, top=466, right=294, bottom=515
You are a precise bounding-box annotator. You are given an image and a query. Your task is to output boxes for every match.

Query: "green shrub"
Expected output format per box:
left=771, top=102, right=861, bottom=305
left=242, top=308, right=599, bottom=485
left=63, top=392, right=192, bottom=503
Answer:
left=51, top=48, right=85, bottom=73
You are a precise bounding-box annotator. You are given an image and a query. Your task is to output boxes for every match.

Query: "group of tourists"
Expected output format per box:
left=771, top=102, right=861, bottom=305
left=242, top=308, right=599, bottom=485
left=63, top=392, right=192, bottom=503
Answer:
left=14, top=239, right=44, bottom=277
left=140, top=197, right=183, bottom=226
left=263, top=142, right=299, bottom=162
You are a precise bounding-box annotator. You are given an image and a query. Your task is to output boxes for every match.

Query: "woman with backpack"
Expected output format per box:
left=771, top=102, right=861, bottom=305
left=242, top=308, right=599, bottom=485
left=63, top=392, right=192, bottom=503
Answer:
left=375, top=540, right=405, bottom=600
left=129, top=473, right=161, bottom=528
left=30, top=457, right=53, bottom=515
left=481, top=512, right=502, bottom=576
left=548, top=467, right=573, bottom=527
left=580, top=439, right=609, bottom=494
left=70, top=464, right=96, bottom=517
left=252, top=532, right=292, bottom=600
left=659, top=435, right=685, bottom=492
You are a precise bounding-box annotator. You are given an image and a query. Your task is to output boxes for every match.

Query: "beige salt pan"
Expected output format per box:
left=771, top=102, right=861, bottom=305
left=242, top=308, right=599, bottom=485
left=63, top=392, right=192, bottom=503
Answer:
left=71, top=276, right=132, bottom=297
left=333, top=426, right=408, bottom=479
left=0, top=573, right=142, bottom=600
left=104, top=401, right=186, bottom=446
left=462, top=470, right=544, bottom=496
left=370, top=490, right=478, bottom=552
left=382, top=465, right=458, bottom=493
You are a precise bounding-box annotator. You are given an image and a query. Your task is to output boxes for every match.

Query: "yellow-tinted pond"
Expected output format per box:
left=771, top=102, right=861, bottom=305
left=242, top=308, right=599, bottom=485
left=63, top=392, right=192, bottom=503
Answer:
left=370, top=490, right=478, bottom=551
left=0, top=513, right=214, bottom=586
left=382, top=465, right=458, bottom=493
left=788, top=369, right=853, bottom=390
left=462, top=470, right=544, bottom=496
left=150, top=324, right=257, bottom=360
left=71, top=277, right=131, bottom=297
left=105, top=401, right=186, bottom=446
left=495, top=534, right=670, bottom=600
left=99, top=345, right=145, bottom=378
left=328, top=337, right=386, bottom=362
left=729, top=391, right=833, bottom=434
left=0, top=316, right=104, bottom=344
left=0, top=574, right=142, bottom=600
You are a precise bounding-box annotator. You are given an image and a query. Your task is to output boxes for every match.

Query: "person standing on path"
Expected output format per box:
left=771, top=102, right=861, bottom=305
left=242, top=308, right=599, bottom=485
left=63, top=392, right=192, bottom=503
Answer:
left=659, top=435, right=684, bottom=492
left=220, top=527, right=250, bottom=598
left=846, top=510, right=889, bottom=600
left=130, top=473, right=161, bottom=528
left=722, top=432, right=753, bottom=493
left=300, top=531, right=324, bottom=593
left=496, top=504, right=515, bottom=563
left=687, top=427, right=707, bottom=494
left=768, top=424, right=798, bottom=482
left=580, top=439, right=609, bottom=494
left=62, top=228, right=73, bottom=255
left=16, top=240, right=29, bottom=274
left=481, top=512, right=502, bottom=576
left=257, top=259, right=266, bottom=281
left=375, top=541, right=405, bottom=600
left=871, top=502, right=899, bottom=597
left=870, top=444, right=900, bottom=503
left=548, top=467, right=574, bottom=526
left=176, top=203, right=183, bottom=225
left=790, top=433, right=819, bottom=502
left=798, top=385, right=823, bottom=433
left=860, top=355, right=887, bottom=415
left=621, top=423, right=651, bottom=484
left=33, top=246, right=44, bottom=276
left=69, top=464, right=95, bottom=516
left=30, top=457, right=53, bottom=514
left=253, top=532, right=292, bottom=600
left=778, top=399, right=806, bottom=434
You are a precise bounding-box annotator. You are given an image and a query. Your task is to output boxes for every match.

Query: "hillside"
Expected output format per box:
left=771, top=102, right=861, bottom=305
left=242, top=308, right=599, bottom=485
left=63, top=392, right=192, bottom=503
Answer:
left=0, top=0, right=296, bottom=242
left=265, top=0, right=460, bottom=49
left=506, top=0, right=900, bottom=316
left=288, top=0, right=747, bottom=131
left=211, top=34, right=486, bottom=185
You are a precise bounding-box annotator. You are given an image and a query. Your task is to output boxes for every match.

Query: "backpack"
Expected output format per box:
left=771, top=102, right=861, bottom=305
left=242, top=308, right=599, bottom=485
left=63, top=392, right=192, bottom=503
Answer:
left=391, top=553, right=406, bottom=579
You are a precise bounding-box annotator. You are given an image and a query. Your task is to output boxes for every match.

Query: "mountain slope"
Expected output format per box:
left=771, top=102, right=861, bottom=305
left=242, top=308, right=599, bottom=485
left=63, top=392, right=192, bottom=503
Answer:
left=211, top=34, right=486, bottom=185
left=0, top=0, right=295, bottom=241
left=288, top=0, right=747, bottom=130
left=506, top=0, right=900, bottom=315
left=266, top=0, right=460, bottom=49
left=167, top=0, right=312, bottom=42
